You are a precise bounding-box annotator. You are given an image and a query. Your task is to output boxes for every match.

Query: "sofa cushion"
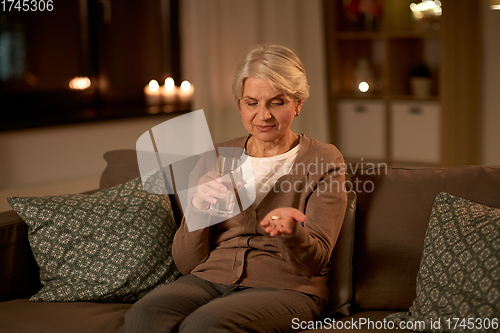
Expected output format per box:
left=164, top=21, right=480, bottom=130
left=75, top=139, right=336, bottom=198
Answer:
left=0, top=298, right=131, bottom=333
left=0, top=211, right=42, bottom=302
left=352, top=165, right=500, bottom=311
left=7, top=177, right=180, bottom=302
left=385, top=192, right=500, bottom=330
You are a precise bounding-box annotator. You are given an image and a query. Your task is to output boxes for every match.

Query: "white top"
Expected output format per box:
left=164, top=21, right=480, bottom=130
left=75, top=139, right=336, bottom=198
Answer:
left=241, top=139, right=301, bottom=208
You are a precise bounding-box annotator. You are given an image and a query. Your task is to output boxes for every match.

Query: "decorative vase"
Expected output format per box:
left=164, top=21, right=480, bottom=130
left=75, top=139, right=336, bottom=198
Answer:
left=410, top=77, right=431, bottom=98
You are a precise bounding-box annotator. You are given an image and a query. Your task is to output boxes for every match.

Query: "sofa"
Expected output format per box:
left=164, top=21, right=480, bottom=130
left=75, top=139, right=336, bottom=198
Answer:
left=1, top=149, right=499, bottom=333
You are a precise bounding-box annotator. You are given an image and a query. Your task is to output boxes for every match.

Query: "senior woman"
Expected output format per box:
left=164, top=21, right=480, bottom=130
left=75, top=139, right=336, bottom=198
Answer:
left=124, top=45, right=347, bottom=332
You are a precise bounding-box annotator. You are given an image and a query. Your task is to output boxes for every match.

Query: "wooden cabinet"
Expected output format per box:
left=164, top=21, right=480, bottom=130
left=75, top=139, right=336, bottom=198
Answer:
left=391, top=101, right=440, bottom=164
left=324, top=0, right=482, bottom=166
left=338, top=100, right=386, bottom=161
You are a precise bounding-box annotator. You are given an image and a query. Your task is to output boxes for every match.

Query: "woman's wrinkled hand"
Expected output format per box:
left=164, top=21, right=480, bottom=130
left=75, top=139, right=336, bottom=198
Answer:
left=260, top=208, right=307, bottom=237
left=191, top=170, right=241, bottom=211
left=192, top=170, right=227, bottom=210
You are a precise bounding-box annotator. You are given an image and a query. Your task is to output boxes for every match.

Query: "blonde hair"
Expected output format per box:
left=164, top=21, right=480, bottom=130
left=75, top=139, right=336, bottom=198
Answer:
left=232, top=45, right=309, bottom=102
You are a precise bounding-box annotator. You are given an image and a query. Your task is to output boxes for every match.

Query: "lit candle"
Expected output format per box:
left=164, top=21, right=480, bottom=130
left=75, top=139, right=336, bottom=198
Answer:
left=144, top=80, right=161, bottom=106
left=178, top=80, right=194, bottom=104
left=161, top=77, right=176, bottom=104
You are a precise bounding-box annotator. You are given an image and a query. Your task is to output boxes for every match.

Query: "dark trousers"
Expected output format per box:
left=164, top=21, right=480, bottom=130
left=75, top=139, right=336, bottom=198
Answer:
left=123, top=274, right=326, bottom=333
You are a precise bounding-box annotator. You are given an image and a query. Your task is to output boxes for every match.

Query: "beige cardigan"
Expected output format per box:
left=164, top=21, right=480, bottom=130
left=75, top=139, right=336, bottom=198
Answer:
left=172, top=135, right=347, bottom=301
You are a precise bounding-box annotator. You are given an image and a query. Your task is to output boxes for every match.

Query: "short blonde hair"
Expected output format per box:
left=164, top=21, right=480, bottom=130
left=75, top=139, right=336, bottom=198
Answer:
left=232, top=45, right=309, bottom=102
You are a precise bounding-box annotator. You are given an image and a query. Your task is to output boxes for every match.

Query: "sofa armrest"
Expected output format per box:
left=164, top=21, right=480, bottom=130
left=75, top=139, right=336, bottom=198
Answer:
left=0, top=210, right=42, bottom=302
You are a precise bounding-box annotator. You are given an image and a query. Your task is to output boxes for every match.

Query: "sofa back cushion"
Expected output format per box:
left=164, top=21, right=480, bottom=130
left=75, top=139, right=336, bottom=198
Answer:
left=100, top=150, right=184, bottom=226
left=351, top=165, right=500, bottom=311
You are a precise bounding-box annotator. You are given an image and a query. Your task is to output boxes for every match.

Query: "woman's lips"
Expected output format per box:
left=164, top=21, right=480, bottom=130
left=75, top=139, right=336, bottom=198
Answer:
left=255, top=125, right=275, bottom=132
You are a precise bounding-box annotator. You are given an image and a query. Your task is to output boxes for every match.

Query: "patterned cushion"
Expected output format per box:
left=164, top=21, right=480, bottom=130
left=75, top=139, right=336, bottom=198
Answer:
left=386, top=192, right=500, bottom=332
left=7, top=177, right=180, bottom=302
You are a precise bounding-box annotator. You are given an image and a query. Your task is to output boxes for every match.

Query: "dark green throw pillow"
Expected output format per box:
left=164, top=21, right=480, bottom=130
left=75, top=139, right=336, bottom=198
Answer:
left=7, top=177, right=180, bottom=302
left=386, top=192, right=500, bottom=332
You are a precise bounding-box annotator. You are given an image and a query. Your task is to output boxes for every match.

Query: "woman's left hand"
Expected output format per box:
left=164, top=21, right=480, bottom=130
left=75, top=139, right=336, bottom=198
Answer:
left=260, top=208, right=307, bottom=237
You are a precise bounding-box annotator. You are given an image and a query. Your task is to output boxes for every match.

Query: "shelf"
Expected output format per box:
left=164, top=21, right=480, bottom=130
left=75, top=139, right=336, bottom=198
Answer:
left=387, top=31, right=441, bottom=40
left=325, top=0, right=483, bottom=167
left=336, top=32, right=383, bottom=40
left=336, top=31, right=440, bottom=40
left=335, top=93, right=439, bottom=102
left=336, top=93, right=384, bottom=100
left=388, top=94, right=439, bottom=102
left=325, top=0, right=443, bottom=166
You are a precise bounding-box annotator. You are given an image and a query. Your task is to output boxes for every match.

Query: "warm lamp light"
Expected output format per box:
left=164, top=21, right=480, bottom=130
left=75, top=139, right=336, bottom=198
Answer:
left=491, top=0, right=500, bottom=10
left=69, top=77, right=91, bottom=90
left=358, top=82, right=370, bottom=93
left=354, top=59, right=373, bottom=95
left=410, top=1, right=442, bottom=18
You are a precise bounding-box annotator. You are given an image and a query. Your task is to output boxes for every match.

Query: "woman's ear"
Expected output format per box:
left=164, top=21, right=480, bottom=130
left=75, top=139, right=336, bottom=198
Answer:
left=295, top=98, right=304, bottom=114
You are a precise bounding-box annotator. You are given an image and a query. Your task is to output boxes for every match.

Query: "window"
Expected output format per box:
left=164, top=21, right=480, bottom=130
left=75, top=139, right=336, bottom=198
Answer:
left=0, top=0, right=181, bottom=131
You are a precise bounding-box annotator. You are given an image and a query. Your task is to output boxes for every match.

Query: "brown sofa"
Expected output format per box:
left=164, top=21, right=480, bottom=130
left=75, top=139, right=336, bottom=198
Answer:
left=1, top=149, right=499, bottom=333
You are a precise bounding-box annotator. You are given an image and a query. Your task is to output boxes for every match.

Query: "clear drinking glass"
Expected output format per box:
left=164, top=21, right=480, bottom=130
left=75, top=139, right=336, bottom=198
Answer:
left=209, top=156, right=241, bottom=217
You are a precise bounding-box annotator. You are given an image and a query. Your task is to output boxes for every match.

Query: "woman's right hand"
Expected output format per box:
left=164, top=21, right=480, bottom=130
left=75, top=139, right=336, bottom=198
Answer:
left=191, top=170, right=227, bottom=210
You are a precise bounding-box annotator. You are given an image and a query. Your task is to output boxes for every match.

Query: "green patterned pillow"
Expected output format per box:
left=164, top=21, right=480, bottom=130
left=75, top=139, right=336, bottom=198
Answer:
left=386, top=192, right=500, bottom=332
left=7, top=177, right=180, bottom=302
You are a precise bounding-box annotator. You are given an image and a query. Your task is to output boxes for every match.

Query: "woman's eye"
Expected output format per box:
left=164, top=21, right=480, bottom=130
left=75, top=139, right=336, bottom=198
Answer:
left=271, top=101, right=284, bottom=106
left=247, top=102, right=257, bottom=106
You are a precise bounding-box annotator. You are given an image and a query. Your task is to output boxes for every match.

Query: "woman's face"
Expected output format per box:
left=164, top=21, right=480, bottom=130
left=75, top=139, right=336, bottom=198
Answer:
left=239, top=77, right=302, bottom=145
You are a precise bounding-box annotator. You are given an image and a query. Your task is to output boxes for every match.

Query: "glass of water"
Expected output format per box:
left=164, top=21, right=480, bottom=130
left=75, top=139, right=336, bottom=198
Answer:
left=209, top=156, right=241, bottom=218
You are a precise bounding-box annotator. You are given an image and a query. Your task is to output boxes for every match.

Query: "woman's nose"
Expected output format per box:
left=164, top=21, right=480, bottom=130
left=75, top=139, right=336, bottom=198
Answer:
left=257, top=105, right=272, bottom=121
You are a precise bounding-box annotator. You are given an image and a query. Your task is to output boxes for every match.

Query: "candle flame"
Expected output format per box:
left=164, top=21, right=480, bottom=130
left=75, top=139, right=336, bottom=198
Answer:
left=165, top=77, right=175, bottom=90
left=181, top=80, right=191, bottom=91
left=149, top=80, right=159, bottom=92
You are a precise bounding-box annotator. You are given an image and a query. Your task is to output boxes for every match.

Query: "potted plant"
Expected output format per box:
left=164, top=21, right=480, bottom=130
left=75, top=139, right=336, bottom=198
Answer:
left=410, top=62, right=432, bottom=98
